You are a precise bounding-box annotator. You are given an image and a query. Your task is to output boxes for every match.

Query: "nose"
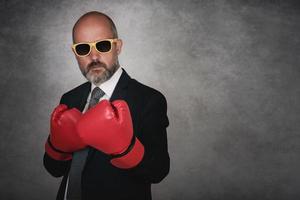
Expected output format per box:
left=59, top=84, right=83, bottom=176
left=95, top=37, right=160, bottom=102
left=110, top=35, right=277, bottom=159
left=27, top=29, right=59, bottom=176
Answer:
left=89, top=45, right=101, bottom=60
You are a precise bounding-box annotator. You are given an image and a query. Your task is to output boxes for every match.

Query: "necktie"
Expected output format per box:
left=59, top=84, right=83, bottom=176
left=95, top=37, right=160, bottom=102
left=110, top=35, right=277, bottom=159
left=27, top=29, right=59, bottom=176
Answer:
left=66, top=87, right=105, bottom=200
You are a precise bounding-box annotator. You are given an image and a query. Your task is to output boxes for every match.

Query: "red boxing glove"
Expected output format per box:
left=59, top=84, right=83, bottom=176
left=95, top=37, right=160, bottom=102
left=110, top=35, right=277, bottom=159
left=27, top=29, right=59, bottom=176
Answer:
left=45, top=104, right=86, bottom=160
left=76, top=100, right=144, bottom=168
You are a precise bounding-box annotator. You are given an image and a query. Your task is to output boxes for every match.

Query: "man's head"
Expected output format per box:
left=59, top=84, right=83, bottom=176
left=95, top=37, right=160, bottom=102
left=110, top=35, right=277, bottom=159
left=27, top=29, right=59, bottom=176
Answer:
left=72, top=11, right=122, bottom=86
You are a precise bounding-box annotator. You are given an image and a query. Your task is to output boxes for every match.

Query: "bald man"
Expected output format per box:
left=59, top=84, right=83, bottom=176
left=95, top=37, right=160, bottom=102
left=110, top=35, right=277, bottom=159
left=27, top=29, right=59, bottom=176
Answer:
left=43, top=11, right=170, bottom=200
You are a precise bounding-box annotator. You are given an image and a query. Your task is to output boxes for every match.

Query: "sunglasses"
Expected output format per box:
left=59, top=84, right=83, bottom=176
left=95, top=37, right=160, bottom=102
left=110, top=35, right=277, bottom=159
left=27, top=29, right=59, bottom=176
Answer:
left=72, top=38, right=118, bottom=57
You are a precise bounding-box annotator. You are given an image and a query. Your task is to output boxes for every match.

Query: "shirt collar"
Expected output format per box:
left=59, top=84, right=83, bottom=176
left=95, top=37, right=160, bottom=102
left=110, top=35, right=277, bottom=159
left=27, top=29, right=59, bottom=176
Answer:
left=90, top=66, right=123, bottom=99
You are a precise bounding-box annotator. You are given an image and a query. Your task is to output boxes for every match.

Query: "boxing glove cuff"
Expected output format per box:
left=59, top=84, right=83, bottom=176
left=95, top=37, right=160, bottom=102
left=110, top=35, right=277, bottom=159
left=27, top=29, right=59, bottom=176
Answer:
left=110, top=136, right=144, bottom=169
left=45, top=136, right=72, bottom=161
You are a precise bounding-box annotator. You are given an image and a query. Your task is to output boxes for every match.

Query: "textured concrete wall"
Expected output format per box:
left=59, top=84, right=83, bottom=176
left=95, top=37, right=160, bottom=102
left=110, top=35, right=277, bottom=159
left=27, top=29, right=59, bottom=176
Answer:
left=0, top=0, right=299, bottom=199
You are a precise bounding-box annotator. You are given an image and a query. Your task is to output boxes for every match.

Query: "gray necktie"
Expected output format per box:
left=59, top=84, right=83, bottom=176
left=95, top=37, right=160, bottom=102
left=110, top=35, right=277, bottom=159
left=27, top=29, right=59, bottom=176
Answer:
left=67, top=87, right=105, bottom=200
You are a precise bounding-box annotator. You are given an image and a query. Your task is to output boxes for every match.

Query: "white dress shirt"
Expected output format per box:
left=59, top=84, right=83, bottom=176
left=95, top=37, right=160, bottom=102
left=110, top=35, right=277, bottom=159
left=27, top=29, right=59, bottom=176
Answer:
left=64, top=66, right=123, bottom=199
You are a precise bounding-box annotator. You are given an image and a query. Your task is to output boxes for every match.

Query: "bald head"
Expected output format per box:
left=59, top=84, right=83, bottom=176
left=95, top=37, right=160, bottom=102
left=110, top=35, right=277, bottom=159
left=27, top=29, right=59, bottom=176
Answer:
left=72, top=11, right=118, bottom=43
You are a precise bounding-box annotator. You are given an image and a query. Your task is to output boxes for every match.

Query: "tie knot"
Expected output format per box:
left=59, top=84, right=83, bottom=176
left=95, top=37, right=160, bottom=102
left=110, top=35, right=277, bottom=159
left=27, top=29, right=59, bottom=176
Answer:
left=91, top=87, right=105, bottom=100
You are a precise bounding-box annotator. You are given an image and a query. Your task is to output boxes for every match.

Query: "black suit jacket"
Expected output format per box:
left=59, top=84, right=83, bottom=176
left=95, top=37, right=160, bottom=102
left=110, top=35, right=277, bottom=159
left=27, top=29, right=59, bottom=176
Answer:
left=43, top=68, right=170, bottom=200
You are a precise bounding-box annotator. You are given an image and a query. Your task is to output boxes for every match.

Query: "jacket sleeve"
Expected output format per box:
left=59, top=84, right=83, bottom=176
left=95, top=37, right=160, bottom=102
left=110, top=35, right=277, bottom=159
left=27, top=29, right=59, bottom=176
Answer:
left=43, top=94, right=72, bottom=177
left=43, top=153, right=72, bottom=177
left=118, top=92, right=170, bottom=184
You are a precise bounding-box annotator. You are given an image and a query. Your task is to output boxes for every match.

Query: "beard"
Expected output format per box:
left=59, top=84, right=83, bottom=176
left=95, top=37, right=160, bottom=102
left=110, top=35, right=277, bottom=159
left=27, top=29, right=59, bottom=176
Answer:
left=80, top=60, right=119, bottom=86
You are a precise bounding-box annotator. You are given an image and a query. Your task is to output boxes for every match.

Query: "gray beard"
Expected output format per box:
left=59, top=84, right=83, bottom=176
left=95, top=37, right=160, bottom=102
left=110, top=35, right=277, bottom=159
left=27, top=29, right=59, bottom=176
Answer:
left=82, top=62, right=119, bottom=86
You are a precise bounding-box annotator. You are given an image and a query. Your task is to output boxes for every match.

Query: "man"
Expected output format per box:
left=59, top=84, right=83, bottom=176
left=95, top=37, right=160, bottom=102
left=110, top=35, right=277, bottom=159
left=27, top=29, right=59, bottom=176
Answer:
left=43, top=11, right=170, bottom=200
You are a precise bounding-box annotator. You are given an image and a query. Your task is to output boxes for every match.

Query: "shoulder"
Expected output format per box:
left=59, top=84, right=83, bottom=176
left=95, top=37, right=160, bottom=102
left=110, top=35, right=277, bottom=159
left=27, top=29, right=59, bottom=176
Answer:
left=128, top=78, right=168, bottom=107
left=128, top=78, right=169, bottom=127
left=59, top=81, right=90, bottom=105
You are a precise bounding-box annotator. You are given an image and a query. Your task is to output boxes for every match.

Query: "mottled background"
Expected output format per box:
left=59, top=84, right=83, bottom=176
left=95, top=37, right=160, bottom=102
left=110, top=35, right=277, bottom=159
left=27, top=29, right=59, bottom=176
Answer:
left=0, top=0, right=299, bottom=199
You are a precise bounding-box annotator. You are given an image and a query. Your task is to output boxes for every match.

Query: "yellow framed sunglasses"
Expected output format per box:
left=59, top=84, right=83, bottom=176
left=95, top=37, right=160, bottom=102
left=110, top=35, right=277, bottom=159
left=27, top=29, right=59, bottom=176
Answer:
left=72, top=38, right=118, bottom=57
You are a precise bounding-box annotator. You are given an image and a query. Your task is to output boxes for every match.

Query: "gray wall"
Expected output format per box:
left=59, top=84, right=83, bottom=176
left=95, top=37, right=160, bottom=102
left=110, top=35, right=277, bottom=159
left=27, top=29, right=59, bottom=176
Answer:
left=0, top=0, right=299, bottom=199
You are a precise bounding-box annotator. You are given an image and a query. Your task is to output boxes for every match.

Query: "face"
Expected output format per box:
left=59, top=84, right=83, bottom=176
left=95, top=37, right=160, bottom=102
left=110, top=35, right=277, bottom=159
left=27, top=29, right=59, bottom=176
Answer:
left=72, top=17, right=122, bottom=86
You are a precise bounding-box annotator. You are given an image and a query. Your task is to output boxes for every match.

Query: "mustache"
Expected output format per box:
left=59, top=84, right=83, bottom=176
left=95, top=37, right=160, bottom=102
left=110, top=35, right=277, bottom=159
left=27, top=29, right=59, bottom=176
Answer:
left=87, top=60, right=107, bottom=71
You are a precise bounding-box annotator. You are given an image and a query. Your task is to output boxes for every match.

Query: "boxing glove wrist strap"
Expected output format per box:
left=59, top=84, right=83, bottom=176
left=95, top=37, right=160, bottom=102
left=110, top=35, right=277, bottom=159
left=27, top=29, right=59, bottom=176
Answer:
left=110, top=135, right=136, bottom=159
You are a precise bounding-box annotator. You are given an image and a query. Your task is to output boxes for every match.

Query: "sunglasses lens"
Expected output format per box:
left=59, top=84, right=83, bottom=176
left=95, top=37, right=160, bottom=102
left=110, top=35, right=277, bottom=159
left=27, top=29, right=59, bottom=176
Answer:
left=96, top=40, right=112, bottom=52
left=75, top=44, right=90, bottom=56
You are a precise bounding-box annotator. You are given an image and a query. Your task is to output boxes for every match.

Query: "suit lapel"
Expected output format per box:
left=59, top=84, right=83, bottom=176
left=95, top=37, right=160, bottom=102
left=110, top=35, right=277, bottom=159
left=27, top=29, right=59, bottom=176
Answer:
left=110, top=68, right=131, bottom=102
left=77, top=82, right=91, bottom=112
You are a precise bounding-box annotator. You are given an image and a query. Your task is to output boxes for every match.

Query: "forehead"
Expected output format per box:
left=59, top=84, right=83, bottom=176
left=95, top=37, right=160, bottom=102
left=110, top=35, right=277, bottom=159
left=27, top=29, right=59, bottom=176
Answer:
left=73, top=17, right=114, bottom=43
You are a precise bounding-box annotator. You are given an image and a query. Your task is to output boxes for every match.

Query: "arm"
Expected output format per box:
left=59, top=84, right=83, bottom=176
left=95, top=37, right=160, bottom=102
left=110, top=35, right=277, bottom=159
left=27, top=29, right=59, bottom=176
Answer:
left=43, top=152, right=72, bottom=177
left=75, top=91, right=170, bottom=183
left=43, top=94, right=84, bottom=177
left=114, top=92, right=170, bottom=183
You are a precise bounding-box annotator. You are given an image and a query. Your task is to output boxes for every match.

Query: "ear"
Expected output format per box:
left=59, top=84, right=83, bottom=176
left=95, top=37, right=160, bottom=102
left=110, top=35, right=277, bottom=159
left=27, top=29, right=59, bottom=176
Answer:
left=115, top=39, right=123, bottom=55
